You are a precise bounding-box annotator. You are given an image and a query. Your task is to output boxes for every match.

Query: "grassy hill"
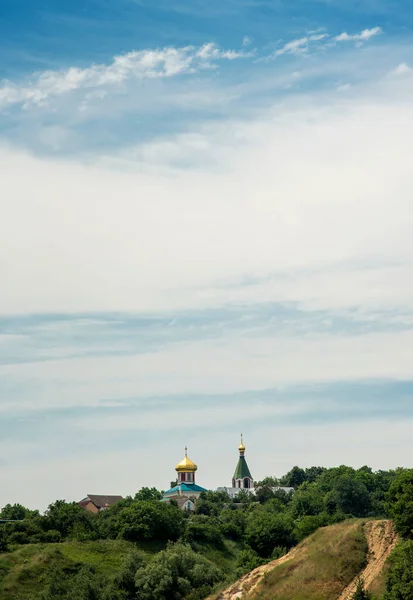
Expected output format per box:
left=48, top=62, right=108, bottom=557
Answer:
left=0, top=537, right=240, bottom=600
left=212, top=519, right=397, bottom=600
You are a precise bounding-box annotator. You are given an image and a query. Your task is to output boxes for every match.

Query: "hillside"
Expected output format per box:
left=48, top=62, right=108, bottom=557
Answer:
left=0, top=537, right=240, bottom=600
left=211, top=519, right=396, bottom=600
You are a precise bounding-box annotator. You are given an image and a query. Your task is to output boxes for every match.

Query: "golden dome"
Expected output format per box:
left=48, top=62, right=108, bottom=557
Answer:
left=238, top=434, right=246, bottom=453
left=175, top=448, right=198, bottom=472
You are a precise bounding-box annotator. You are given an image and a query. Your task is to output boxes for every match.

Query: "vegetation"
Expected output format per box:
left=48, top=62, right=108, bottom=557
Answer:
left=0, top=465, right=409, bottom=600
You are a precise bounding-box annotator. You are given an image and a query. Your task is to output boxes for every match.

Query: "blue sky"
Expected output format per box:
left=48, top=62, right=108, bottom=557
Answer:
left=1, top=0, right=413, bottom=509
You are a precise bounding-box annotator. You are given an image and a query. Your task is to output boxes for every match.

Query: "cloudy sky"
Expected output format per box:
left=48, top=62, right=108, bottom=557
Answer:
left=1, top=0, right=413, bottom=510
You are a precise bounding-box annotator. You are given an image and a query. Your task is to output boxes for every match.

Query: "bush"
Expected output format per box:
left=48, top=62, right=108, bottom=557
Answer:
left=386, top=469, right=413, bottom=539
left=236, top=547, right=264, bottom=576
left=134, top=542, right=224, bottom=600
left=183, top=514, right=224, bottom=548
left=114, top=500, right=184, bottom=542
left=245, top=510, right=295, bottom=558
left=384, top=540, right=413, bottom=600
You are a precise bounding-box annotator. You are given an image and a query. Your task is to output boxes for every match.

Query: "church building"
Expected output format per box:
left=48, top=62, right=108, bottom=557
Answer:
left=162, top=447, right=207, bottom=509
left=232, top=435, right=253, bottom=489
left=217, top=435, right=255, bottom=498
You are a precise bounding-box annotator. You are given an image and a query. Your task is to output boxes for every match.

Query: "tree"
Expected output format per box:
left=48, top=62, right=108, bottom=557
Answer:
left=44, top=500, right=96, bottom=540
left=304, top=466, right=326, bottom=483
left=0, top=503, right=38, bottom=520
left=290, top=482, right=324, bottom=518
left=134, top=487, right=163, bottom=502
left=245, top=510, right=295, bottom=557
left=134, top=542, right=223, bottom=600
left=280, top=466, right=307, bottom=489
left=386, top=469, right=413, bottom=538
left=219, top=507, right=247, bottom=540
left=351, top=578, right=372, bottom=600
left=195, top=491, right=229, bottom=516
left=384, top=540, right=413, bottom=600
left=183, top=514, right=224, bottom=548
left=114, top=500, right=184, bottom=542
left=334, top=475, right=370, bottom=517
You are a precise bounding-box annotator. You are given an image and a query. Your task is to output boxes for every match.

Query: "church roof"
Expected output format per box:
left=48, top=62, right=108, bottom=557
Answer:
left=163, top=482, right=207, bottom=495
left=233, top=456, right=252, bottom=481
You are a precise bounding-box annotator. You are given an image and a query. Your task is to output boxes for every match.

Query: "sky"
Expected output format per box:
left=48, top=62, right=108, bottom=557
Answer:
left=1, top=0, right=413, bottom=510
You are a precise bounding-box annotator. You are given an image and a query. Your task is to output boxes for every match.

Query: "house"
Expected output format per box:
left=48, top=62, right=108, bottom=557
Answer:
left=78, top=494, right=123, bottom=513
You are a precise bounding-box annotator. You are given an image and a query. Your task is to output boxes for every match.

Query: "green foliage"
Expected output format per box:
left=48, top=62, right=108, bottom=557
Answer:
left=113, top=500, right=184, bottom=542
left=218, top=507, right=247, bottom=540
left=351, top=577, right=372, bottom=600
left=183, top=515, right=224, bottom=548
left=293, top=513, right=331, bottom=542
left=384, top=540, right=413, bottom=600
left=236, top=547, right=264, bottom=576
left=245, top=510, right=295, bottom=558
left=280, top=466, right=307, bottom=489
left=134, top=542, right=224, bottom=600
left=134, top=487, right=163, bottom=502
left=44, top=500, right=97, bottom=540
left=195, top=491, right=229, bottom=516
left=290, top=482, right=325, bottom=518
left=0, top=504, right=39, bottom=521
left=386, top=469, right=413, bottom=539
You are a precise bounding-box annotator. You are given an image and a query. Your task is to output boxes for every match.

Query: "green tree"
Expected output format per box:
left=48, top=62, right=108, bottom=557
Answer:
left=134, top=487, right=163, bottom=502
left=236, top=548, right=264, bottom=576
left=183, top=514, right=224, bottom=548
left=195, top=491, right=229, bottom=516
left=115, top=500, right=183, bottom=542
left=0, top=503, right=39, bottom=520
left=245, top=510, right=295, bottom=557
left=44, top=500, right=96, bottom=540
left=219, top=507, right=247, bottom=540
left=134, top=542, right=223, bottom=600
left=351, top=577, right=372, bottom=600
left=280, top=466, right=307, bottom=489
left=290, top=482, right=324, bottom=518
left=384, top=540, right=413, bottom=600
left=386, top=469, right=413, bottom=538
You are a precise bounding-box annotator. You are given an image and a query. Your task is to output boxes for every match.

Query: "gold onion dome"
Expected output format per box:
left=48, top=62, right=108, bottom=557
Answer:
left=175, top=448, right=198, bottom=472
left=238, top=435, right=246, bottom=453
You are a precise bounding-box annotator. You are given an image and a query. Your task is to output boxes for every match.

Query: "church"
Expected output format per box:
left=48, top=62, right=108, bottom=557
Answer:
left=161, top=447, right=208, bottom=509
left=162, top=436, right=261, bottom=508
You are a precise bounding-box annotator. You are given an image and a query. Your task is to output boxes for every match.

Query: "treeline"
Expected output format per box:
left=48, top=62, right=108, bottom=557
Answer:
left=0, top=465, right=412, bottom=600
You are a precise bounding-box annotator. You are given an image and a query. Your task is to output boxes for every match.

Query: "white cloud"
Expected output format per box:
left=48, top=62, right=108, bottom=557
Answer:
left=0, top=42, right=250, bottom=109
left=273, top=33, right=329, bottom=57
left=335, top=27, right=382, bottom=42
left=1, top=79, right=413, bottom=317
left=391, top=62, right=413, bottom=76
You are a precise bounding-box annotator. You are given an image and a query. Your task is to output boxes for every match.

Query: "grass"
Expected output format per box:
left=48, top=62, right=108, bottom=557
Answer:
left=251, top=520, right=369, bottom=600
left=0, top=537, right=240, bottom=600
left=0, top=539, right=135, bottom=600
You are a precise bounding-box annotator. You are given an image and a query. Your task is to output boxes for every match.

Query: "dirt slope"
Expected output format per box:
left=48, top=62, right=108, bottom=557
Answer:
left=338, top=520, right=397, bottom=600
left=211, top=546, right=300, bottom=600
left=212, top=520, right=396, bottom=600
